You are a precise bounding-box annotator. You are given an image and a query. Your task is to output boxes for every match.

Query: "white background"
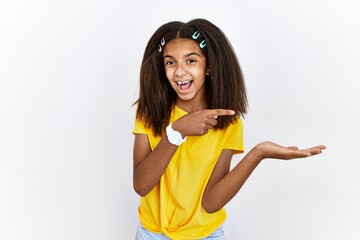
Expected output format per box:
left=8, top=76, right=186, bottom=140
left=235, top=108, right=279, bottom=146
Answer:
left=1, top=0, right=359, bottom=239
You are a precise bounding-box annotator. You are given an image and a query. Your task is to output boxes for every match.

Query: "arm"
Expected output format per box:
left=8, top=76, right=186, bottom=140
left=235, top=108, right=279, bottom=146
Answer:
left=202, top=142, right=326, bottom=213
left=133, top=109, right=236, bottom=196
left=133, top=133, right=177, bottom=196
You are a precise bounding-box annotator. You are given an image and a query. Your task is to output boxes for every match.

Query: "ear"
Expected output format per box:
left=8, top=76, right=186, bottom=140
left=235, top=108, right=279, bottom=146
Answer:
left=206, top=68, right=211, bottom=76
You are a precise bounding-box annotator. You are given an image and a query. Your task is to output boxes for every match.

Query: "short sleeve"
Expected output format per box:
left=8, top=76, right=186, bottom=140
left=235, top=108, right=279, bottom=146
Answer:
left=223, top=118, right=244, bottom=154
left=132, top=118, right=148, bottom=135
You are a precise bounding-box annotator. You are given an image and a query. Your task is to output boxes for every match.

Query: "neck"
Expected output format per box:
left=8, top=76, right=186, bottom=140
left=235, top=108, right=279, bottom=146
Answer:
left=176, top=98, right=206, bottom=113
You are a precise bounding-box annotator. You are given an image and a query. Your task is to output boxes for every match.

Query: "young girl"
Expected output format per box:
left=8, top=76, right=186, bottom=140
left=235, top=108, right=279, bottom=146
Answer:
left=132, top=18, right=325, bottom=240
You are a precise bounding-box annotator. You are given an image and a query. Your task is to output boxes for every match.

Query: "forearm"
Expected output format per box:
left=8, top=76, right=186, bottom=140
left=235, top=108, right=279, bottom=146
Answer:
left=133, top=136, right=178, bottom=196
left=202, top=147, right=263, bottom=213
left=202, top=141, right=326, bottom=212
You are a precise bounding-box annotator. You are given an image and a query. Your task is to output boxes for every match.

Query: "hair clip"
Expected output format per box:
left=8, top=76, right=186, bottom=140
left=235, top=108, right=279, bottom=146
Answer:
left=192, top=31, right=200, bottom=40
left=199, top=40, right=207, bottom=48
left=192, top=31, right=206, bottom=48
left=158, top=37, right=165, bottom=52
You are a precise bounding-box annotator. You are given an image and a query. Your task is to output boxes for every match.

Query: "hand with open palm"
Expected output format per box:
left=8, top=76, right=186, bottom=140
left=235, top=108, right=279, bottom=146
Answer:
left=254, top=141, right=326, bottom=161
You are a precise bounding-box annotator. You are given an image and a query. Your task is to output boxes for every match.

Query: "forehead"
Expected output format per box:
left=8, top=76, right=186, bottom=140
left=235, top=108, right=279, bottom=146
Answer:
left=163, top=38, right=203, bottom=56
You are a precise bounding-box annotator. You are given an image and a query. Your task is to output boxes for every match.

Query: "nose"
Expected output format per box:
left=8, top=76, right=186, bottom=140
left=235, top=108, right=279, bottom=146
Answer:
left=175, top=64, right=186, bottom=77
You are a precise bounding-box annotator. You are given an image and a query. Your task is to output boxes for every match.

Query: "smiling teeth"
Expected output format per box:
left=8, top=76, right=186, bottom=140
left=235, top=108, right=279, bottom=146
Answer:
left=177, top=81, right=191, bottom=85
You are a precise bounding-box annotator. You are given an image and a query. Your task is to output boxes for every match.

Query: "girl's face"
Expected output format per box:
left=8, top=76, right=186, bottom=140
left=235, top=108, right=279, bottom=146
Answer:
left=163, top=38, right=208, bottom=110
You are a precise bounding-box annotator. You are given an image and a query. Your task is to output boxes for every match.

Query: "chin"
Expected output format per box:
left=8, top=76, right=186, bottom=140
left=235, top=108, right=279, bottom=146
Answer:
left=177, top=94, right=194, bottom=101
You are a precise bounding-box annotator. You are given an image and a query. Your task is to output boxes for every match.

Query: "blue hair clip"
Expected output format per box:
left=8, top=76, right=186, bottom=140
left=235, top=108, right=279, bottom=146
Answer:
left=158, top=37, right=165, bottom=52
left=192, top=31, right=206, bottom=48
left=199, top=40, right=207, bottom=48
left=192, top=31, right=200, bottom=39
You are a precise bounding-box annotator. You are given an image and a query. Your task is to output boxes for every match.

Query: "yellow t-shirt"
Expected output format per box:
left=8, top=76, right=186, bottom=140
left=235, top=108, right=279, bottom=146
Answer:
left=133, top=105, right=244, bottom=239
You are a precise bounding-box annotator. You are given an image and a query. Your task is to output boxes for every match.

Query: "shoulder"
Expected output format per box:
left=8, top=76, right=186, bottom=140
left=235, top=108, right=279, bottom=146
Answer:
left=227, top=116, right=243, bottom=132
left=132, top=118, right=148, bottom=135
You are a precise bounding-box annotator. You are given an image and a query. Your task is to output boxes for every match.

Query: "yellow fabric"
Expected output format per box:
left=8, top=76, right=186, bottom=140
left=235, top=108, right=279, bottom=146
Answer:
left=132, top=105, right=244, bottom=239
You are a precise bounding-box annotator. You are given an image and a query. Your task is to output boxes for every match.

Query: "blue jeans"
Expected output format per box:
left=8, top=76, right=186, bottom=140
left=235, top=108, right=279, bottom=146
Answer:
left=135, top=224, right=225, bottom=240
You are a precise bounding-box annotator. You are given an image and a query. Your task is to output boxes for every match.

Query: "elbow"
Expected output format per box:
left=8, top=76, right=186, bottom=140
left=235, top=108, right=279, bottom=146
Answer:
left=134, top=187, right=147, bottom=197
left=133, top=180, right=151, bottom=197
left=202, top=197, right=222, bottom=214
left=133, top=184, right=147, bottom=197
left=202, top=204, right=222, bottom=214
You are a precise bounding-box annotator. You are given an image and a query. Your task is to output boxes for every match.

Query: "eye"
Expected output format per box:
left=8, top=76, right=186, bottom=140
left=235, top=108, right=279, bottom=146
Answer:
left=187, top=59, right=197, bottom=64
left=165, top=60, right=175, bottom=66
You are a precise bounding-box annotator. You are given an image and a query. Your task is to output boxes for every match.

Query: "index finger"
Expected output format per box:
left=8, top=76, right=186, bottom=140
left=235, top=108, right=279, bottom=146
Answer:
left=207, top=109, right=235, bottom=117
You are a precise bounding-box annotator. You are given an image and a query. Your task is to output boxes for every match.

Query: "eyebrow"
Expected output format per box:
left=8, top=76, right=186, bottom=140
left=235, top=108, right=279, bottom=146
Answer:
left=163, top=52, right=201, bottom=59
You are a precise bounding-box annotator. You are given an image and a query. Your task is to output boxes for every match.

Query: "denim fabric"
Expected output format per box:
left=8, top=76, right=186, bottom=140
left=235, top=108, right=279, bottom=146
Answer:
left=135, top=224, right=225, bottom=240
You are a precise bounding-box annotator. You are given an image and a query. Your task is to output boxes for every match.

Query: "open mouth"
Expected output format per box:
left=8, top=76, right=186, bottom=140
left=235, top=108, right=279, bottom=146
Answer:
left=177, top=80, right=193, bottom=90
